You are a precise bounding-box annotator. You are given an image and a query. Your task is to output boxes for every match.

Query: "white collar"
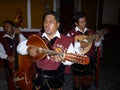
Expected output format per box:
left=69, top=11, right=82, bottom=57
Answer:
left=42, top=30, right=61, bottom=41
left=3, top=33, right=15, bottom=39
left=75, top=26, right=88, bottom=34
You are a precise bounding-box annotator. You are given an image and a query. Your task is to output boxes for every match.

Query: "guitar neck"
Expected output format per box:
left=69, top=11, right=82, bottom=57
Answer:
left=85, top=29, right=108, bottom=43
left=38, top=47, right=89, bottom=65
left=85, top=35, right=96, bottom=43
left=39, top=47, right=63, bottom=56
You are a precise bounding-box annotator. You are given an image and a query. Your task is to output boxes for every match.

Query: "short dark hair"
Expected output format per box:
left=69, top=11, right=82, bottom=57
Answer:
left=3, top=20, right=15, bottom=27
left=42, top=11, right=60, bottom=23
left=72, top=12, right=86, bottom=23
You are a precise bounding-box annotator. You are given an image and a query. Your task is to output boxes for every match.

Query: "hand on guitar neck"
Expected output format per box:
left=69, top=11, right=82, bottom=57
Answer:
left=14, top=28, right=21, bottom=35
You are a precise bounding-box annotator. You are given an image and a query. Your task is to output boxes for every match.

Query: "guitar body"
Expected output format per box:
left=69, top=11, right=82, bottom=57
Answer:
left=74, top=28, right=109, bottom=54
left=75, top=35, right=93, bottom=54
left=14, top=54, right=34, bottom=90
left=27, top=35, right=49, bottom=62
left=80, top=42, right=92, bottom=55
left=7, top=55, right=34, bottom=90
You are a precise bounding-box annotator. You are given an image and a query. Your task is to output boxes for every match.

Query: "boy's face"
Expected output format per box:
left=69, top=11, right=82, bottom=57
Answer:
left=3, top=23, right=14, bottom=35
left=75, top=17, right=87, bottom=30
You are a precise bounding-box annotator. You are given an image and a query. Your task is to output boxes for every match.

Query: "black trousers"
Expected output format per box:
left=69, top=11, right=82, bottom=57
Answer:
left=33, top=64, right=65, bottom=90
left=72, top=56, right=95, bottom=90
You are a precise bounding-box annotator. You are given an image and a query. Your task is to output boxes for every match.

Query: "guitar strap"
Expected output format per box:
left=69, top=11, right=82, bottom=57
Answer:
left=49, top=37, right=57, bottom=46
left=42, top=36, right=57, bottom=49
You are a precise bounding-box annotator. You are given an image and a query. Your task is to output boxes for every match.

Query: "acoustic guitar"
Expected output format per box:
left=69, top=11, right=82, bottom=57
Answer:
left=26, top=35, right=90, bottom=65
left=75, top=28, right=109, bottom=54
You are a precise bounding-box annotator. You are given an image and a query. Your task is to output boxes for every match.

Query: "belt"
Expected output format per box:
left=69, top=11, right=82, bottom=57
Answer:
left=36, top=68, right=58, bottom=76
left=42, top=74, right=54, bottom=78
